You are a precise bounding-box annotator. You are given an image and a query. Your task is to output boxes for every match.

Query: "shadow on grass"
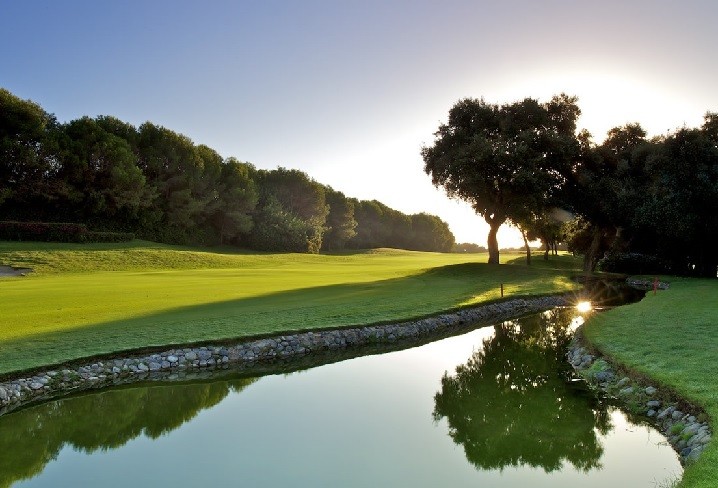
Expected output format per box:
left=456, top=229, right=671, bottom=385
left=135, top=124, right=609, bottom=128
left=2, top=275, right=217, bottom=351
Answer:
left=0, top=262, right=577, bottom=376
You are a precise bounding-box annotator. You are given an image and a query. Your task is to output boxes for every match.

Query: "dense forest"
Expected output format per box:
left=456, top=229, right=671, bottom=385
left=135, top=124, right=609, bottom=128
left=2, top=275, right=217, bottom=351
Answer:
left=0, top=88, right=455, bottom=253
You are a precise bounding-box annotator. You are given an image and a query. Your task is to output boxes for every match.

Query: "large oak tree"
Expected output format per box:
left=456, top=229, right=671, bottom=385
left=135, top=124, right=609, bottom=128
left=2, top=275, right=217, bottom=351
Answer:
left=422, top=95, right=580, bottom=263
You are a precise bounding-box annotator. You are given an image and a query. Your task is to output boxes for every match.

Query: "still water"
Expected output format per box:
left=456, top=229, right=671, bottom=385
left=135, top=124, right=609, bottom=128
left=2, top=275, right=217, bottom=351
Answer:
left=1, top=309, right=680, bottom=487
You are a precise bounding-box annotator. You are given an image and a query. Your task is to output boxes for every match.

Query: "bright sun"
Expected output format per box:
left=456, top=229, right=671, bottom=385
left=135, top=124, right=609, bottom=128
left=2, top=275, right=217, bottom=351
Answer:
left=576, top=301, right=593, bottom=313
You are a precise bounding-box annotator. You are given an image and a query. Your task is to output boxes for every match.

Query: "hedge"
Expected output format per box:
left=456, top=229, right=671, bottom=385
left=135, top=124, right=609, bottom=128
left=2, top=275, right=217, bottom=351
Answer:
left=0, top=221, right=134, bottom=243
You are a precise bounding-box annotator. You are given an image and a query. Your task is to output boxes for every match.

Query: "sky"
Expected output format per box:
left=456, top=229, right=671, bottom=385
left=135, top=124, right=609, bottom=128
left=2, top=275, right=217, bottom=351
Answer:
left=2, top=0, right=717, bottom=248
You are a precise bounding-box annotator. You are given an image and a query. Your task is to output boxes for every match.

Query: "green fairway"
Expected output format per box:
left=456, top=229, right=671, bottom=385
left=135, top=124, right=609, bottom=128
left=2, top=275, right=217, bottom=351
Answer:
left=583, top=278, right=718, bottom=488
left=0, top=241, right=581, bottom=376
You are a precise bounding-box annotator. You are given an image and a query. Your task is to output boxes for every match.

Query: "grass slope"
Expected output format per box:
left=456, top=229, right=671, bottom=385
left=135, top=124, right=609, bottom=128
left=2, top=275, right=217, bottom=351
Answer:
left=0, top=241, right=581, bottom=376
left=583, top=278, right=718, bottom=488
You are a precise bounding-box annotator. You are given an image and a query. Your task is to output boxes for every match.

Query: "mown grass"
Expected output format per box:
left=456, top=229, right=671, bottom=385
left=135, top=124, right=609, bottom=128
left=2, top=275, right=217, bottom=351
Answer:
left=0, top=241, right=581, bottom=376
left=583, top=277, right=718, bottom=488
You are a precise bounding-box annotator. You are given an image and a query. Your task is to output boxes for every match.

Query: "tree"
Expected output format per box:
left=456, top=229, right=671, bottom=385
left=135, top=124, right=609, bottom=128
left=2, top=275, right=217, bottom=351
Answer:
left=410, top=213, right=455, bottom=252
left=422, top=94, right=580, bottom=264
left=204, top=157, right=258, bottom=245
left=250, top=168, right=328, bottom=253
left=57, top=117, right=152, bottom=226
left=322, top=187, right=357, bottom=251
left=563, top=124, right=651, bottom=272
left=0, top=88, right=62, bottom=220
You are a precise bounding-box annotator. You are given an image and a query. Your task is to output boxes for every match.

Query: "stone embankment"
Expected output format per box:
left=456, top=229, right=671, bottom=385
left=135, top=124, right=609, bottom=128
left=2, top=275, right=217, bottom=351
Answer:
left=0, top=295, right=566, bottom=416
left=568, top=339, right=712, bottom=464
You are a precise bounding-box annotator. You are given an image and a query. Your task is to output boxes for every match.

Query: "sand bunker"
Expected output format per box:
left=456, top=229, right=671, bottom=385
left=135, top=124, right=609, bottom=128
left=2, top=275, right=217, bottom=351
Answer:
left=0, top=265, right=33, bottom=277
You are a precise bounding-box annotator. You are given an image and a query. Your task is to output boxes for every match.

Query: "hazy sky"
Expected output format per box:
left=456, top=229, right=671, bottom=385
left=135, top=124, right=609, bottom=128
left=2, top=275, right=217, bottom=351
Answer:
left=2, top=1, right=717, bottom=247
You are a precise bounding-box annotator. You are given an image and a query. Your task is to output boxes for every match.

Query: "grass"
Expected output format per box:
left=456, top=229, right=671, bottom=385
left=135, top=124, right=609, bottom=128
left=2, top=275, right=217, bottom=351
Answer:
left=0, top=241, right=582, bottom=376
left=582, top=277, right=718, bottom=488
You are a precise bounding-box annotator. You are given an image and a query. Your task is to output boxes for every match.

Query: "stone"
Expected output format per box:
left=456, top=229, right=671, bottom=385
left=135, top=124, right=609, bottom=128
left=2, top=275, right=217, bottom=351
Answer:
left=149, top=362, right=161, bottom=371
left=647, top=400, right=661, bottom=408
left=594, top=371, right=614, bottom=382
left=644, top=386, right=657, bottom=395
left=619, top=387, right=634, bottom=396
left=672, top=410, right=684, bottom=420
left=657, top=407, right=673, bottom=420
left=0, top=387, right=8, bottom=401
left=29, top=382, right=44, bottom=390
left=185, top=351, right=198, bottom=361
left=167, top=355, right=178, bottom=363
left=137, top=363, right=149, bottom=372
left=617, top=377, right=631, bottom=387
left=647, top=409, right=656, bottom=417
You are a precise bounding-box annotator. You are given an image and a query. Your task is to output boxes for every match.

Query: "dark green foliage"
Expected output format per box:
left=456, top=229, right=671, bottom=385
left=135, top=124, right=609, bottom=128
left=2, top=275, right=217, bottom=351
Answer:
left=423, top=94, right=581, bottom=264
left=0, top=221, right=88, bottom=242
left=0, top=87, right=458, bottom=254
left=0, top=221, right=133, bottom=243
left=564, top=116, right=718, bottom=277
left=597, top=252, right=666, bottom=274
left=322, top=187, right=357, bottom=250
left=248, top=168, right=328, bottom=253
left=246, top=195, right=319, bottom=252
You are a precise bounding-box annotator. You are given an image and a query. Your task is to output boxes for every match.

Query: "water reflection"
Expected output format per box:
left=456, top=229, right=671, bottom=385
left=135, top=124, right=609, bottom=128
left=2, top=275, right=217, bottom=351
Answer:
left=0, top=379, right=255, bottom=488
left=433, top=309, right=611, bottom=473
left=0, top=307, right=681, bottom=488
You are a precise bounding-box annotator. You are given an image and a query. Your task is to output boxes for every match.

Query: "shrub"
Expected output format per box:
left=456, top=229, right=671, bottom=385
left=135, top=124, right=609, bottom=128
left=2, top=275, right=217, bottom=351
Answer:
left=0, top=221, right=134, bottom=243
left=85, top=231, right=135, bottom=243
left=0, top=221, right=88, bottom=242
left=597, top=252, right=667, bottom=274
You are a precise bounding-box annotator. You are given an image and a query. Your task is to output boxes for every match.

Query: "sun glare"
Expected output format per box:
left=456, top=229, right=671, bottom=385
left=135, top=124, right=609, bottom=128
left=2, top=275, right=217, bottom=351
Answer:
left=576, top=301, right=592, bottom=313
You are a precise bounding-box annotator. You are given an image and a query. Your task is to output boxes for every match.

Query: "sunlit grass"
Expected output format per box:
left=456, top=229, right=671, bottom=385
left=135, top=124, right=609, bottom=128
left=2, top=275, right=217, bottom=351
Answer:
left=0, top=241, right=582, bottom=375
left=583, top=277, right=718, bottom=488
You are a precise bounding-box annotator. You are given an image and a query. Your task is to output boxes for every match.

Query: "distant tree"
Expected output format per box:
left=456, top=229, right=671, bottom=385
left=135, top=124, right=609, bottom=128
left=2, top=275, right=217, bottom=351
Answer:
left=350, top=199, right=389, bottom=249
left=410, top=213, right=455, bottom=252
left=0, top=89, right=61, bottom=219
left=203, top=157, right=257, bottom=245
left=422, top=94, right=580, bottom=264
left=452, top=242, right=488, bottom=253
left=250, top=168, right=328, bottom=253
left=57, top=117, right=152, bottom=227
left=322, top=187, right=357, bottom=251
left=136, top=123, right=206, bottom=242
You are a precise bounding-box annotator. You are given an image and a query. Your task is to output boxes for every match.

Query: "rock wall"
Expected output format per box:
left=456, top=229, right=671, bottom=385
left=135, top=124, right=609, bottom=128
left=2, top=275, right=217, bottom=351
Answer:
left=568, top=337, right=712, bottom=464
left=0, top=295, right=566, bottom=416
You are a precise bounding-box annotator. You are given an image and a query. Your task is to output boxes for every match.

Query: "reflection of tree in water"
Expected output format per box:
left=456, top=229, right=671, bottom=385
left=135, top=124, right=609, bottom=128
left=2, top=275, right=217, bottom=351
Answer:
left=0, top=378, right=256, bottom=488
left=433, top=309, right=611, bottom=473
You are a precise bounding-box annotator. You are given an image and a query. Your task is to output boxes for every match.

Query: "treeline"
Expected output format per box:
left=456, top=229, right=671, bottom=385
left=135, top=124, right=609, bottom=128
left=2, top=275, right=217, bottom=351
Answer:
left=0, top=88, right=454, bottom=252
left=422, top=94, right=718, bottom=276
left=561, top=120, right=718, bottom=277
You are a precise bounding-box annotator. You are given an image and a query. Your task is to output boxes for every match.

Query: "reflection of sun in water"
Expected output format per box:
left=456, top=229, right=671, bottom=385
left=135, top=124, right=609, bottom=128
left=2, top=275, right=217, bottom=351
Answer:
left=576, top=301, right=593, bottom=313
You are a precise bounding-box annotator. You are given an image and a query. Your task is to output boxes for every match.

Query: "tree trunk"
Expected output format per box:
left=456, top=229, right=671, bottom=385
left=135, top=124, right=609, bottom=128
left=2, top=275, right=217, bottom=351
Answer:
left=485, top=216, right=503, bottom=264
left=543, top=238, right=550, bottom=260
left=583, top=225, right=603, bottom=273
left=522, top=229, right=531, bottom=265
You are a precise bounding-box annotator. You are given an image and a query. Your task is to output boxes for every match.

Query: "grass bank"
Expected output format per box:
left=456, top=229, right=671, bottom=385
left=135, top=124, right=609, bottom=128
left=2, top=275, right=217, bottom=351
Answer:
left=0, top=241, right=581, bottom=376
left=583, top=277, right=718, bottom=488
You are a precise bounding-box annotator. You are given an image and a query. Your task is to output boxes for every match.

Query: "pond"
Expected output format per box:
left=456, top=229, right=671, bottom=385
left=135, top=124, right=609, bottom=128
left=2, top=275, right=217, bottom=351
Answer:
left=0, top=308, right=680, bottom=487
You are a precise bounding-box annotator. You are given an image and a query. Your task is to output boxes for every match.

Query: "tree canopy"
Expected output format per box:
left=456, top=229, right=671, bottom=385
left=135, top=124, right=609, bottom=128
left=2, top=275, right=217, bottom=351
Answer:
left=0, top=88, right=454, bottom=254
left=422, top=94, right=580, bottom=263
